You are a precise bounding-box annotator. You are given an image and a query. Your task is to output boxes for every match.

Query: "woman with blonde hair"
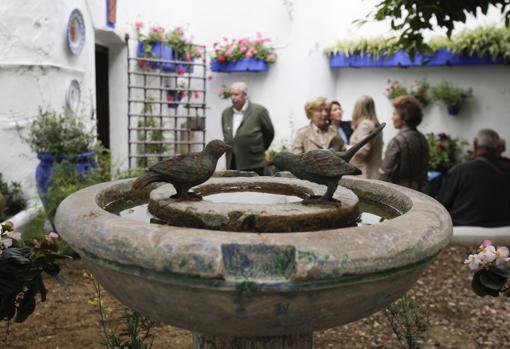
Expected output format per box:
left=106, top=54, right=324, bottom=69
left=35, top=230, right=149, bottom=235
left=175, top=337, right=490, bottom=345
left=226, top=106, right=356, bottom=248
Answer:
left=292, top=97, right=345, bottom=154
left=348, top=95, right=383, bottom=179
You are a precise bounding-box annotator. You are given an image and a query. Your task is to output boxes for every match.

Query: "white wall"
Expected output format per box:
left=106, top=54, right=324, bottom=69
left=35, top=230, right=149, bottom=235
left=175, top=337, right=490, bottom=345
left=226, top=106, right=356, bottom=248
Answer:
left=0, top=0, right=508, bottom=201
left=0, top=0, right=97, bottom=199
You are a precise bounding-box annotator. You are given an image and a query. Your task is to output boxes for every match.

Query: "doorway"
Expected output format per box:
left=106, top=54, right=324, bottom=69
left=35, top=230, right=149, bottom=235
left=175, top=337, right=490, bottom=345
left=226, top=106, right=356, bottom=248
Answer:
left=95, top=44, right=110, bottom=148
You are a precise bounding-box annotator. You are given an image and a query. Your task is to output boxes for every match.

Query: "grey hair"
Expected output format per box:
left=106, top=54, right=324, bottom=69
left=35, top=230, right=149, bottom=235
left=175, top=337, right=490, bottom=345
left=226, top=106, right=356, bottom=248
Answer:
left=230, top=81, right=248, bottom=95
left=474, top=129, right=500, bottom=149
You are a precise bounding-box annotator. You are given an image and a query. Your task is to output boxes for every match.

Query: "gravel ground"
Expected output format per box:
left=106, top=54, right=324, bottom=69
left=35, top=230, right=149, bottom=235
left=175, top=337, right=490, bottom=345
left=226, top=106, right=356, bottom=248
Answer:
left=3, top=244, right=510, bottom=349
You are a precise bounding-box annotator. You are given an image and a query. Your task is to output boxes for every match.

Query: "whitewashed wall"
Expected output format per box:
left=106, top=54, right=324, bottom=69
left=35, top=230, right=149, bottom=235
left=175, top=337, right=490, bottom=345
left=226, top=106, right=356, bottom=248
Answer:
left=0, top=0, right=508, bottom=201
left=0, top=0, right=98, bottom=199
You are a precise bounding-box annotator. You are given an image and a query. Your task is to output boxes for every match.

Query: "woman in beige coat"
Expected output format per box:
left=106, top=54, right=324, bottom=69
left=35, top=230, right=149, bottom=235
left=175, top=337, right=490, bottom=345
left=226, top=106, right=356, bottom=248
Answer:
left=349, top=95, right=383, bottom=179
left=292, top=97, right=345, bottom=154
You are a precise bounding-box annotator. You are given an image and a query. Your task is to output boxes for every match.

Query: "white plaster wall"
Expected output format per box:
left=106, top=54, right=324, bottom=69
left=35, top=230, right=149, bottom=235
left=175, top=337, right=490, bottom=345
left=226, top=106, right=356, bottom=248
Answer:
left=0, top=0, right=97, bottom=199
left=0, top=0, right=508, bottom=201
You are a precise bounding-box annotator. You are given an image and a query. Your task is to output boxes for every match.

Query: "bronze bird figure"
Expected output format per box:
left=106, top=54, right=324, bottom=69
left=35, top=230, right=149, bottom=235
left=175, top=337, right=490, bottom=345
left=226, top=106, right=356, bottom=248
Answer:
left=271, top=123, right=385, bottom=204
left=132, top=139, right=231, bottom=201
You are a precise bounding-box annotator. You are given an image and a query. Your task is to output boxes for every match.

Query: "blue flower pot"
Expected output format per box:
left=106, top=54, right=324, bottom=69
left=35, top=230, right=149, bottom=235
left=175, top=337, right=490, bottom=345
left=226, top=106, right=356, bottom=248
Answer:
left=210, top=58, right=269, bottom=73
left=35, top=151, right=97, bottom=207
left=137, top=42, right=176, bottom=71
left=167, top=90, right=184, bottom=109
left=329, top=50, right=423, bottom=68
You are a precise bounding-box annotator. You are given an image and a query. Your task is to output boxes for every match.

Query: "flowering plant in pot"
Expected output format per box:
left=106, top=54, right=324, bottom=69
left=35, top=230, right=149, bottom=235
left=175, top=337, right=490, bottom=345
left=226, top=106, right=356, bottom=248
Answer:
left=19, top=109, right=96, bottom=210
left=135, top=22, right=202, bottom=72
left=430, top=81, right=473, bottom=115
left=211, top=33, right=277, bottom=72
left=218, top=84, right=231, bottom=99
left=0, top=221, right=71, bottom=324
left=426, top=132, right=469, bottom=173
left=465, top=240, right=510, bottom=297
left=385, top=79, right=431, bottom=107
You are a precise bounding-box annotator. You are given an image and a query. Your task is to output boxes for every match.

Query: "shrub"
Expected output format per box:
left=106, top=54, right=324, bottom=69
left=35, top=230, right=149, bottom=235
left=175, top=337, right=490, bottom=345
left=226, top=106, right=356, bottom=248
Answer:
left=0, top=173, right=26, bottom=221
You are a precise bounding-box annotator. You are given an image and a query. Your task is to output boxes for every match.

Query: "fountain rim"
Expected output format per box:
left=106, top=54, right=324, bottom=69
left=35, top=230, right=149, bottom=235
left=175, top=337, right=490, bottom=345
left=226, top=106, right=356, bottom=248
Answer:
left=55, top=176, right=452, bottom=283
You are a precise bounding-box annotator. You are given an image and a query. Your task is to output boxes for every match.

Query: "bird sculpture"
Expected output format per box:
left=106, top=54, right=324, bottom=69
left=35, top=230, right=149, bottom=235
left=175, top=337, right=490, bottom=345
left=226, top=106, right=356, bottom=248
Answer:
left=132, top=139, right=231, bottom=201
left=271, top=123, right=385, bottom=204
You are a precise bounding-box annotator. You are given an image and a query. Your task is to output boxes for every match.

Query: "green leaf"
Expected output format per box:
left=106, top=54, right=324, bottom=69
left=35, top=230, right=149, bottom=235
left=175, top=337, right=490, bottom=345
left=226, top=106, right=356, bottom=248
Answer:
left=490, top=264, right=510, bottom=279
left=479, top=269, right=507, bottom=290
left=471, top=270, right=501, bottom=297
left=0, top=294, right=17, bottom=320
left=15, top=288, right=37, bottom=323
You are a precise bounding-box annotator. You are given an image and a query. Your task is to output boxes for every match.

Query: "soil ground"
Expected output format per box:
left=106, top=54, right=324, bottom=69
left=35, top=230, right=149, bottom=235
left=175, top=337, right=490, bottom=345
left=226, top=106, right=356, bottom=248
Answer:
left=2, top=245, right=510, bottom=349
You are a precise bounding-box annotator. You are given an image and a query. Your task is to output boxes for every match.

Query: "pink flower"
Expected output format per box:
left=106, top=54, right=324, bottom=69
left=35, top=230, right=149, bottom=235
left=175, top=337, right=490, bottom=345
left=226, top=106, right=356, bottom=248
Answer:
left=256, top=32, right=263, bottom=38
left=225, top=50, right=233, bottom=57
left=134, top=21, right=144, bottom=30
left=266, top=53, right=276, bottom=62
left=176, top=68, right=185, bottom=75
left=246, top=52, right=253, bottom=58
left=240, top=46, right=247, bottom=52
left=255, top=39, right=263, bottom=45
left=174, top=27, right=183, bottom=36
left=223, top=36, right=228, bottom=41
left=219, top=87, right=225, bottom=94
left=479, top=239, right=493, bottom=250
left=194, top=91, right=200, bottom=99
left=248, top=46, right=256, bottom=52
left=495, top=246, right=510, bottom=265
left=167, top=94, right=174, bottom=102
left=194, top=48, right=202, bottom=57
left=151, top=25, right=164, bottom=33
left=48, top=232, right=59, bottom=239
left=207, top=75, right=213, bottom=80
left=185, top=51, right=191, bottom=61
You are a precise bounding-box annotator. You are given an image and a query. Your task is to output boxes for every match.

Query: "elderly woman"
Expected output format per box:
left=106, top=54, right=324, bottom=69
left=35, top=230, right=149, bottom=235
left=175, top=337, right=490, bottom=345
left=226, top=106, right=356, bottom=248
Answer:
left=349, top=96, right=383, bottom=179
left=292, top=97, right=345, bottom=154
left=379, top=95, right=429, bottom=192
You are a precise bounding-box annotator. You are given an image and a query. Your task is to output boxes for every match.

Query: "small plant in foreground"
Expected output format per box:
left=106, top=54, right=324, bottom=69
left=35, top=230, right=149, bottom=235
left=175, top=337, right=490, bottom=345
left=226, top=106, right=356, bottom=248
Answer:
left=218, top=84, right=231, bottom=99
left=0, top=222, right=70, bottom=326
left=465, top=239, right=510, bottom=297
left=384, top=295, right=428, bottom=349
left=91, top=279, right=157, bottom=349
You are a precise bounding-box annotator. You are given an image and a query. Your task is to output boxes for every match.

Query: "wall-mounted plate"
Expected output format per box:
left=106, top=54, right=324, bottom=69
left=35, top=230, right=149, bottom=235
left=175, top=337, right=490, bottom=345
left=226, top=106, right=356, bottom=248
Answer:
left=66, top=9, right=86, bottom=55
left=66, top=80, right=81, bottom=113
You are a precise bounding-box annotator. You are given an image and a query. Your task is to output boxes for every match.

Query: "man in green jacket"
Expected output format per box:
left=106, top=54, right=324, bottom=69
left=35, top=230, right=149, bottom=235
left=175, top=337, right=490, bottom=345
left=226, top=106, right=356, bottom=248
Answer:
left=221, top=82, right=274, bottom=175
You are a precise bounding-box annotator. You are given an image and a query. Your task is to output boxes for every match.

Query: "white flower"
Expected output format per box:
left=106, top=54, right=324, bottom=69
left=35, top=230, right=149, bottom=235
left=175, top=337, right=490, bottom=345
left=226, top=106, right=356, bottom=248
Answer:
left=48, top=232, right=59, bottom=239
left=465, top=254, right=481, bottom=271
left=5, top=231, right=21, bottom=241
left=478, top=245, right=497, bottom=263
left=0, top=238, right=13, bottom=249
left=495, top=246, right=510, bottom=265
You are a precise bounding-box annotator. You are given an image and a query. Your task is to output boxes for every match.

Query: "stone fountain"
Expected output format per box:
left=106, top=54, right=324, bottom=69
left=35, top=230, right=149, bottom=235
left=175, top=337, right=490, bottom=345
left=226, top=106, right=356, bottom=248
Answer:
left=55, top=175, right=452, bottom=348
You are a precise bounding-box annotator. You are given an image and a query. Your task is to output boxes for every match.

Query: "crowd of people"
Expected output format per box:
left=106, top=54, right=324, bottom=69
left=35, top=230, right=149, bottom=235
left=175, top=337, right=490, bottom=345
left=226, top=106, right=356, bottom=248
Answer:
left=220, top=81, right=510, bottom=228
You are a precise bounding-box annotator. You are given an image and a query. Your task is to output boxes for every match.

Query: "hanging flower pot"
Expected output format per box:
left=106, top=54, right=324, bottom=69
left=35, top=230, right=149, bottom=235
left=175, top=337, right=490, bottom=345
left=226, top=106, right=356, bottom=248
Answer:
left=167, top=90, right=184, bottom=109
left=137, top=42, right=177, bottom=72
left=187, top=117, right=205, bottom=131
left=210, top=34, right=276, bottom=73
left=430, top=82, right=472, bottom=116
left=447, top=100, right=464, bottom=116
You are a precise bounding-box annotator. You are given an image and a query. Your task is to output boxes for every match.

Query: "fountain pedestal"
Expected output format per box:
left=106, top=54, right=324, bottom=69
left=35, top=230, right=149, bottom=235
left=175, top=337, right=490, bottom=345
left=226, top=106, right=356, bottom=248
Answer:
left=192, top=333, right=312, bottom=349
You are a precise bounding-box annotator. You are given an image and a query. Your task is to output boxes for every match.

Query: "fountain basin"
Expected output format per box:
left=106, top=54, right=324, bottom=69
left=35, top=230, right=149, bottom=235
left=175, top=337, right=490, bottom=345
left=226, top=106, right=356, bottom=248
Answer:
left=55, top=176, right=452, bottom=338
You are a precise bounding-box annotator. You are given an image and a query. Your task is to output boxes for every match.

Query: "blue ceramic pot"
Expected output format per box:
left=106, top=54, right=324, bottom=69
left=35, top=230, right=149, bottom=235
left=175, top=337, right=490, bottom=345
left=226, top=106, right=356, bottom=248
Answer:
left=137, top=42, right=195, bottom=73
left=210, top=58, right=269, bottom=73
left=35, top=151, right=97, bottom=206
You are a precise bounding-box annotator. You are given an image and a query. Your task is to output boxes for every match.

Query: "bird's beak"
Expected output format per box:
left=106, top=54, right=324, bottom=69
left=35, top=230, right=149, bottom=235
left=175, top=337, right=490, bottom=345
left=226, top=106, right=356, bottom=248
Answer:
left=223, top=144, right=232, bottom=151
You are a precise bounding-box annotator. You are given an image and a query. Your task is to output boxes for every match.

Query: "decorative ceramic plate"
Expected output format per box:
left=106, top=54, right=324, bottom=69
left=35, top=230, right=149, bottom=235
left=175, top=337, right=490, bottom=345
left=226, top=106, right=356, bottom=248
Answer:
left=66, top=9, right=86, bottom=55
left=66, top=80, right=81, bottom=113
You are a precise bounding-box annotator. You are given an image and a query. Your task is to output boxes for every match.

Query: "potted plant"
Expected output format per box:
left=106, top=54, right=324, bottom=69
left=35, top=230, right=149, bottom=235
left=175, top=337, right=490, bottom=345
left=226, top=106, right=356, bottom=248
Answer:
left=135, top=22, right=202, bottom=72
left=20, top=109, right=96, bottom=208
left=326, top=26, right=510, bottom=68
left=0, top=173, right=26, bottom=222
left=430, top=81, right=473, bottom=115
left=210, top=33, right=277, bottom=73
left=385, top=79, right=431, bottom=107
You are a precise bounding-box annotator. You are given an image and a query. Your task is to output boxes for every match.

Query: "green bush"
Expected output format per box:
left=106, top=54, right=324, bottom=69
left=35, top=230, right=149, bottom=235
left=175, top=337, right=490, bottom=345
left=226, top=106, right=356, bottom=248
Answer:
left=0, top=173, right=27, bottom=221
left=21, top=109, right=94, bottom=155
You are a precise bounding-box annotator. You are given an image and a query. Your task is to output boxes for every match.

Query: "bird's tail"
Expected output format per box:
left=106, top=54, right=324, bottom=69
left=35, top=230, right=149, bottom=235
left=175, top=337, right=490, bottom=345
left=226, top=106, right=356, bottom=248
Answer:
left=336, top=122, right=386, bottom=162
left=132, top=171, right=162, bottom=190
